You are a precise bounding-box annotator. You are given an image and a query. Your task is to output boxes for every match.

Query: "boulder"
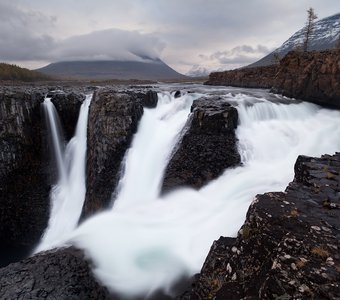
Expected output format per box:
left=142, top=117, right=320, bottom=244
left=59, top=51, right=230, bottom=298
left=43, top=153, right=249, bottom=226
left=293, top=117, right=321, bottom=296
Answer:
left=162, top=97, right=240, bottom=192
left=80, top=90, right=143, bottom=221
left=0, top=247, right=111, bottom=299
left=184, top=153, right=340, bottom=299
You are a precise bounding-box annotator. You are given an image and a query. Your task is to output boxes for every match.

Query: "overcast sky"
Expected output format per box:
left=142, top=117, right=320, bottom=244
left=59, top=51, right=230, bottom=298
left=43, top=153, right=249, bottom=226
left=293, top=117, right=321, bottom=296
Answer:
left=0, top=0, right=339, bottom=74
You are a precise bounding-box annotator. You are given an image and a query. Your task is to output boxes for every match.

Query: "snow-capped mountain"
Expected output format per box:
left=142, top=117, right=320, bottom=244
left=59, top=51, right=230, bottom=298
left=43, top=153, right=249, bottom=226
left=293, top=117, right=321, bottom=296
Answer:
left=249, top=13, right=340, bottom=67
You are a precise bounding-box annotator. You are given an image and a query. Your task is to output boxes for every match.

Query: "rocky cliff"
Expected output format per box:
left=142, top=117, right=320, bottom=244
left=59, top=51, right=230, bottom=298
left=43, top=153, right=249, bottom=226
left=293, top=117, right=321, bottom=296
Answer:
left=272, top=50, right=340, bottom=109
left=80, top=90, right=144, bottom=221
left=206, top=50, right=340, bottom=109
left=162, top=97, right=240, bottom=192
left=206, top=65, right=278, bottom=89
left=183, top=153, right=340, bottom=299
left=0, top=88, right=85, bottom=267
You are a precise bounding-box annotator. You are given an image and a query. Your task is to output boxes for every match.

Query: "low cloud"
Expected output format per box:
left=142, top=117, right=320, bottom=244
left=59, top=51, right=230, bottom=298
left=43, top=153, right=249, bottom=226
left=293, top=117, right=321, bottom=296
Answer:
left=0, top=2, right=165, bottom=64
left=200, top=45, right=272, bottom=65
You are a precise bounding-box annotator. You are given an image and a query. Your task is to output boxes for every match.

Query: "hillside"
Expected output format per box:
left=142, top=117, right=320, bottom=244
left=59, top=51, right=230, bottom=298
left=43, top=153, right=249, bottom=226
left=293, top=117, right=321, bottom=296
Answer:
left=0, top=63, right=52, bottom=82
left=249, top=13, right=340, bottom=67
left=36, top=59, right=188, bottom=81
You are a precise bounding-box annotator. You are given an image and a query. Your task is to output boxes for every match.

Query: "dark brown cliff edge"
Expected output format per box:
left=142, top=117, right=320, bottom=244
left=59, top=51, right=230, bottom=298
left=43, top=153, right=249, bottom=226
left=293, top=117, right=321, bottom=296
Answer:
left=206, top=65, right=278, bottom=89
left=182, top=152, right=340, bottom=299
left=162, top=97, right=240, bottom=193
left=80, top=90, right=144, bottom=221
left=206, top=50, right=340, bottom=109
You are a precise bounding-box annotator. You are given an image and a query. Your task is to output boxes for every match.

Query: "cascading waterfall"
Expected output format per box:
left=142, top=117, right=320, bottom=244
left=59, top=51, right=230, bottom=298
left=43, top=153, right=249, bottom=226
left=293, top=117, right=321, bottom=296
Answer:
left=36, top=94, right=92, bottom=252
left=37, top=89, right=340, bottom=299
left=114, top=91, right=202, bottom=209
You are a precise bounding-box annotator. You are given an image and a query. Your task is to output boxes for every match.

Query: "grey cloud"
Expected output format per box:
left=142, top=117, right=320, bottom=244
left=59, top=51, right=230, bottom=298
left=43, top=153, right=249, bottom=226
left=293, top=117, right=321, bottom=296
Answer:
left=0, top=2, right=165, bottom=63
left=50, top=29, right=165, bottom=62
left=200, top=45, right=272, bottom=65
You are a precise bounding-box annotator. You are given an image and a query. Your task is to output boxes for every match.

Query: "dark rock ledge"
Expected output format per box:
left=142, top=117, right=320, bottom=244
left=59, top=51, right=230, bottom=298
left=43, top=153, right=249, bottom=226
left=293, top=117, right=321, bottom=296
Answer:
left=0, top=247, right=111, bottom=300
left=162, top=97, right=240, bottom=193
left=182, top=153, right=340, bottom=299
left=80, top=89, right=144, bottom=221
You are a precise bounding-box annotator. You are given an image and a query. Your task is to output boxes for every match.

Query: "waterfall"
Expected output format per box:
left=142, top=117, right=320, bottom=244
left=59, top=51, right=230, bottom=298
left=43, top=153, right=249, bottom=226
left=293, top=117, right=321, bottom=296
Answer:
left=35, top=94, right=92, bottom=252
left=66, top=91, right=340, bottom=299
left=114, top=91, right=202, bottom=209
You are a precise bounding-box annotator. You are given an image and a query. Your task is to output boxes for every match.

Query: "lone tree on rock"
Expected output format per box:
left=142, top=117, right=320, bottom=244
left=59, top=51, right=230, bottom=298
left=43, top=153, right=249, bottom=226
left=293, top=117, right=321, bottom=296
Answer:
left=303, top=7, right=318, bottom=52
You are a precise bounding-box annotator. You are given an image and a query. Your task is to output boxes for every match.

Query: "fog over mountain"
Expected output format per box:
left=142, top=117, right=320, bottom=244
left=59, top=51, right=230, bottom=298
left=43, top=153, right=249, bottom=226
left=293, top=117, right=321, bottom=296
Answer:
left=0, top=0, right=339, bottom=73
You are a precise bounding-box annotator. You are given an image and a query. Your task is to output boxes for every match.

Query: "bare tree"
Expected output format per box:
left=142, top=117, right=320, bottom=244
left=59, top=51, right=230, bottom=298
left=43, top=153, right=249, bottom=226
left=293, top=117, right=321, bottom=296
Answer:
left=336, top=34, right=340, bottom=49
left=303, top=8, right=318, bottom=52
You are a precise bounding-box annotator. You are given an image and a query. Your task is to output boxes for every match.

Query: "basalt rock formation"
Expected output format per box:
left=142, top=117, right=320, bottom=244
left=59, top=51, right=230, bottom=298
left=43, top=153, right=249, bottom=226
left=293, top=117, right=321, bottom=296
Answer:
left=272, top=50, right=340, bottom=109
left=0, top=88, right=85, bottom=267
left=206, top=50, right=340, bottom=109
left=162, top=97, right=240, bottom=193
left=0, top=247, right=111, bottom=299
left=184, top=152, right=340, bottom=299
left=80, top=90, right=143, bottom=221
left=205, top=65, right=278, bottom=89
left=49, top=92, right=85, bottom=140
left=0, top=90, right=49, bottom=267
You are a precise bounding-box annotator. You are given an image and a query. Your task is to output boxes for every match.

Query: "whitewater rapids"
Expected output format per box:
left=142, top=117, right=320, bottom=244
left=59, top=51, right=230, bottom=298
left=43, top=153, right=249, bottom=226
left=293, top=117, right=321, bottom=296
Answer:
left=39, top=88, right=340, bottom=299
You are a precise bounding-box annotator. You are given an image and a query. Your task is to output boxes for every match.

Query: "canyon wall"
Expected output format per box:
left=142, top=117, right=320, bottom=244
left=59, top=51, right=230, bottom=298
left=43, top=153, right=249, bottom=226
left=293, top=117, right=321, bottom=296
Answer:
left=0, top=88, right=84, bottom=267
left=206, top=50, right=340, bottom=109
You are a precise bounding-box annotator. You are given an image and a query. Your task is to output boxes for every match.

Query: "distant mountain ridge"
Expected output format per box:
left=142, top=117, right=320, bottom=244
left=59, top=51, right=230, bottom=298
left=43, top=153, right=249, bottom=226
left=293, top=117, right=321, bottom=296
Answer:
left=249, top=13, right=340, bottom=67
left=36, top=59, right=187, bottom=81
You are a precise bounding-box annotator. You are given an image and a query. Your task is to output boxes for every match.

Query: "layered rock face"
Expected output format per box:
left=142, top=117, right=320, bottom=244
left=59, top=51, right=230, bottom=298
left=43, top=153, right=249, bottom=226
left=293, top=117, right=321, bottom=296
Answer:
left=80, top=90, right=143, bottom=220
left=49, top=92, right=84, bottom=140
left=0, top=91, right=50, bottom=267
left=162, top=97, right=240, bottom=192
left=185, top=153, right=340, bottom=299
left=206, top=50, right=340, bottom=109
left=205, top=65, right=278, bottom=89
left=272, top=50, right=340, bottom=108
left=0, top=247, right=111, bottom=299
left=0, top=89, right=84, bottom=267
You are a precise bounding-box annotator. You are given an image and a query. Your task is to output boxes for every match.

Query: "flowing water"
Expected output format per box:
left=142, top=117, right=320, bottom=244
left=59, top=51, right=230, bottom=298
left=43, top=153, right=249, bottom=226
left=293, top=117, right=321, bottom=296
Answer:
left=36, top=94, right=92, bottom=252
left=37, top=87, right=340, bottom=299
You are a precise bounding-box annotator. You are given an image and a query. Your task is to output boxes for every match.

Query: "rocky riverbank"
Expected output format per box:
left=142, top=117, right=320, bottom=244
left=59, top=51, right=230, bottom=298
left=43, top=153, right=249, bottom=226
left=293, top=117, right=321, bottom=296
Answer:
left=206, top=49, right=340, bottom=109
left=182, top=153, right=340, bottom=299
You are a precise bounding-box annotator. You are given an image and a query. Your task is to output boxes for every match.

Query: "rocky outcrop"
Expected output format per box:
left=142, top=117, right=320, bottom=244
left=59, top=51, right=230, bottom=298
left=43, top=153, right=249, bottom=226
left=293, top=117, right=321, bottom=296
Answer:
left=205, top=50, right=340, bottom=109
left=272, top=50, right=340, bottom=109
left=80, top=90, right=143, bottom=221
left=0, top=247, right=111, bottom=299
left=184, top=153, right=340, bottom=299
left=205, top=65, right=278, bottom=89
left=0, top=88, right=85, bottom=267
left=49, top=92, right=85, bottom=140
left=162, top=97, right=240, bottom=193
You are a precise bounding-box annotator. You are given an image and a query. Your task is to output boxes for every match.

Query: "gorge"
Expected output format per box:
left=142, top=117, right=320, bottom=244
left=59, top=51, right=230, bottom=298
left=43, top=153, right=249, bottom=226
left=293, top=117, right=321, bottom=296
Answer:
left=0, top=49, right=340, bottom=299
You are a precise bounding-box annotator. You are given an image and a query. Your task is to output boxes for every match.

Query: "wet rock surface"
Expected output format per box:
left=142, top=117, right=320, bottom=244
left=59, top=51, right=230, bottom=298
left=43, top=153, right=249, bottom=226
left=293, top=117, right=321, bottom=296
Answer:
left=206, top=50, right=340, bottom=109
left=0, top=88, right=87, bottom=267
left=0, top=246, right=111, bottom=300
left=80, top=90, right=143, bottom=221
left=0, top=91, right=49, bottom=267
left=184, top=153, right=340, bottom=299
left=49, top=92, right=85, bottom=140
left=162, top=97, right=240, bottom=192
